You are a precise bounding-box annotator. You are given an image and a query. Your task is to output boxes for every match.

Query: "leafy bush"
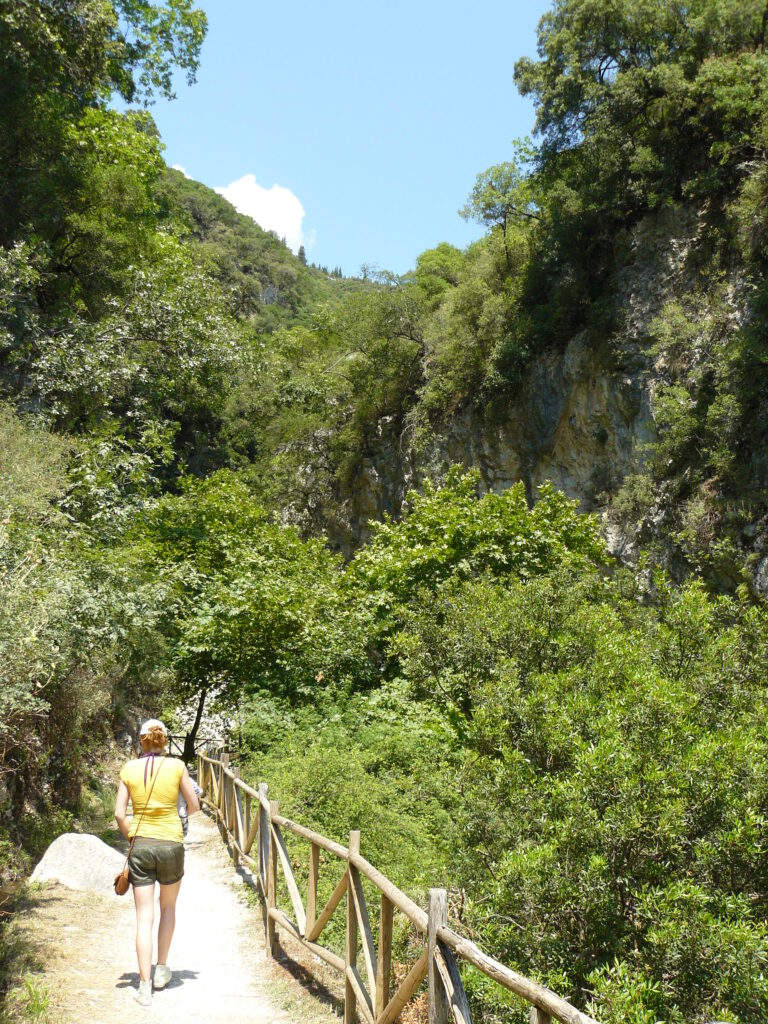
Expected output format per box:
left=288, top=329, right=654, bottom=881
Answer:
left=395, top=569, right=768, bottom=1021
left=349, top=467, right=606, bottom=625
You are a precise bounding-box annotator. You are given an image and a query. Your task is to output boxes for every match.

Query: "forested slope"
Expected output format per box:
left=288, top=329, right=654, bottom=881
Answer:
left=2, top=2, right=768, bottom=1023
left=225, top=0, right=768, bottom=586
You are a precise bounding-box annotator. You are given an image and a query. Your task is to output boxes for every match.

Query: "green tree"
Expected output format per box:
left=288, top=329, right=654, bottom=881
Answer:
left=460, top=144, right=538, bottom=267
left=0, top=404, right=158, bottom=817
left=349, top=467, right=606, bottom=645
left=514, top=0, right=768, bottom=221
left=413, top=243, right=464, bottom=308
left=1, top=232, right=246, bottom=479
left=0, top=0, right=206, bottom=249
left=126, top=471, right=372, bottom=757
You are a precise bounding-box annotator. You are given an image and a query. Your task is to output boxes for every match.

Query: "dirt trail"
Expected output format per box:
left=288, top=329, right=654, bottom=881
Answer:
left=16, top=812, right=321, bottom=1024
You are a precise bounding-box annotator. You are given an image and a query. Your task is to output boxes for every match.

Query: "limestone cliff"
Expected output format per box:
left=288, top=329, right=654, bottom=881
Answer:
left=337, top=206, right=757, bottom=575
left=344, top=332, right=652, bottom=544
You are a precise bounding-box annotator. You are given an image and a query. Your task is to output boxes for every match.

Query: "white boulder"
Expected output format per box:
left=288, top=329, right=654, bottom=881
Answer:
left=31, top=833, right=126, bottom=897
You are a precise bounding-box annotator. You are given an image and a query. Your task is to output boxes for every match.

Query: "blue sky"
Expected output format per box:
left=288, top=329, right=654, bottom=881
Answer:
left=146, top=0, right=551, bottom=276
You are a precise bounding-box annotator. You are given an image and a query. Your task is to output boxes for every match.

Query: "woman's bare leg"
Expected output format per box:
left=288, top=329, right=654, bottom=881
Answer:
left=157, top=880, right=182, bottom=965
left=133, top=884, right=155, bottom=981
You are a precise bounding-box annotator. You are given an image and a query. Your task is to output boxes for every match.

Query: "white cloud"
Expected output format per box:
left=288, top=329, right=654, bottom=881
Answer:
left=215, top=174, right=311, bottom=254
left=171, top=164, right=191, bottom=178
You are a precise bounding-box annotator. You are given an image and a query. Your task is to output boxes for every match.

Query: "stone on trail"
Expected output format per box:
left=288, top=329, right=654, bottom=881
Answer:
left=31, top=833, right=125, bottom=896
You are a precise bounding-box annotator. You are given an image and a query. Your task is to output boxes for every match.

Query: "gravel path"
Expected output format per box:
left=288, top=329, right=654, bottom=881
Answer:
left=18, top=813, right=291, bottom=1024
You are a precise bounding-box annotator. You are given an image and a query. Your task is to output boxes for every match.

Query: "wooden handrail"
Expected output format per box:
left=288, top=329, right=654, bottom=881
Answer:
left=197, top=749, right=598, bottom=1024
left=437, top=927, right=594, bottom=1024
left=274, top=813, right=351, bottom=860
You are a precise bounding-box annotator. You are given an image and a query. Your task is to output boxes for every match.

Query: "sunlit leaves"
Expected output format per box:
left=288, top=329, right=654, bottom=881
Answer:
left=111, top=0, right=207, bottom=102
left=350, top=467, right=606, bottom=620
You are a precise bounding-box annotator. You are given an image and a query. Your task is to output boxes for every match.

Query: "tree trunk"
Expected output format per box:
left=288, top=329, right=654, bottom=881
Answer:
left=183, top=686, right=207, bottom=763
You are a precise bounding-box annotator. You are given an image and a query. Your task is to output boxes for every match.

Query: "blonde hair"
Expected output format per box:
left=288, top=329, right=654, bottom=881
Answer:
left=140, top=725, right=167, bottom=753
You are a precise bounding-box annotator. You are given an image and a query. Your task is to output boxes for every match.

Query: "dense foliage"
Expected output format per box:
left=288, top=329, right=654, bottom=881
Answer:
left=3, top=0, right=768, bottom=1021
left=398, top=571, right=768, bottom=1022
left=231, top=474, right=768, bottom=1023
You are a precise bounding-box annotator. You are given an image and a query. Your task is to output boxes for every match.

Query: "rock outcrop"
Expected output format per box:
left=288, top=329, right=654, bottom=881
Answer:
left=341, top=331, right=654, bottom=549
left=338, top=206, right=742, bottom=554
left=31, top=833, right=125, bottom=897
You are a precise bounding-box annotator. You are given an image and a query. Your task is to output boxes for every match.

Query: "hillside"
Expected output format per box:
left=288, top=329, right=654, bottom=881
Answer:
left=326, top=203, right=768, bottom=599
left=216, top=2, right=768, bottom=592
left=159, top=168, right=356, bottom=330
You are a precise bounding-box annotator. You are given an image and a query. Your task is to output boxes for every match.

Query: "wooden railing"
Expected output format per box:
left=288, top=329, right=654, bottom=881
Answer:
left=197, top=749, right=598, bottom=1024
left=166, top=732, right=220, bottom=759
left=166, top=734, right=187, bottom=757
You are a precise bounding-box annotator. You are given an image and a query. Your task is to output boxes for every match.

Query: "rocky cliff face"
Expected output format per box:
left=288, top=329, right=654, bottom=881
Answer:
left=339, top=206, right=740, bottom=553
left=345, top=333, right=653, bottom=543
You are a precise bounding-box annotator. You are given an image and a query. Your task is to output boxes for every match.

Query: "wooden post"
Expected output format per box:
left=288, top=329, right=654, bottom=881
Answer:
left=232, top=767, right=241, bottom=868
left=375, top=894, right=393, bottom=1018
left=258, top=783, right=269, bottom=892
left=345, top=830, right=360, bottom=1024
left=219, top=753, right=229, bottom=837
left=306, top=841, right=320, bottom=938
left=257, top=783, right=269, bottom=938
left=218, top=770, right=226, bottom=837
left=244, top=789, right=252, bottom=851
left=225, top=775, right=232, bottom=837
left=429, top=889, right=450, bottom=1024
left=530, top=1009, right=552, bottom=1024
left=267, top=799, right=279, bottom=957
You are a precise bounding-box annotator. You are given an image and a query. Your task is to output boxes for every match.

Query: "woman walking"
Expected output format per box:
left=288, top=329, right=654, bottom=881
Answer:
left=114, top=718, right=200, bottom=1007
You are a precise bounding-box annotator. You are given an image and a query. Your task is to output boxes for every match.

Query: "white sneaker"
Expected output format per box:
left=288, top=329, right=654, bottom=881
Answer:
left=154, top=964, right=172, bottom=990
left=134, top=980, right=152, bottom=1007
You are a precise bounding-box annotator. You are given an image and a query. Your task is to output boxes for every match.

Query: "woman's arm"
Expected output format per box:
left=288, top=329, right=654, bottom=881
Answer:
left=114, top=779, right=132, bottom=840
left=179, top=767, right=200, bottom=816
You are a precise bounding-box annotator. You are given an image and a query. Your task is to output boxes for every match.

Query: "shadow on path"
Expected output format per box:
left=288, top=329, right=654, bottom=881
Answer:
left=271, top=938, right=344, bottom=1017
left=116, top=969, right=200, bottom=990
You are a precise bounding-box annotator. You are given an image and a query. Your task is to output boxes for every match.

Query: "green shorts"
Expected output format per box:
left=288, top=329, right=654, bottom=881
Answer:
left=128, top=838, right=185, bottom=887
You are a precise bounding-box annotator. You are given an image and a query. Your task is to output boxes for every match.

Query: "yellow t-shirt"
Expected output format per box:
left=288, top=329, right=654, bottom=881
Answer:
left=120, top=756, right=185, bottom=843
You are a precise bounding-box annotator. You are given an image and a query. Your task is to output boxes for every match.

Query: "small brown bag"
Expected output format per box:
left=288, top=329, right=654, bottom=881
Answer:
left=113, top=756, right=166, bottom=896
left=114, top=865, right=131, bottom=895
